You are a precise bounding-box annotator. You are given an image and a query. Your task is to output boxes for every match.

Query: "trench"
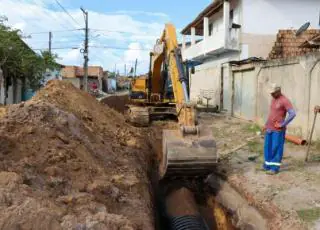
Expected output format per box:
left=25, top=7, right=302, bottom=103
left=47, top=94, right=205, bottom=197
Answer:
left=101, top=95, right=265, bottom=230
left=149, top=134, right=237, bottom=230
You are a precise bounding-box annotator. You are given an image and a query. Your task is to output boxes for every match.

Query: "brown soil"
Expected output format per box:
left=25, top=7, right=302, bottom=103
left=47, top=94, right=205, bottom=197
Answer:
left=0, top=81, right=154, bottom=230
left=166, top=188, right=199, bottom=216
left=100, top=95, right=129, bottom=114
left=200, top=113, right=320, bottom=230
left=0, top=107, right=6, bottom=119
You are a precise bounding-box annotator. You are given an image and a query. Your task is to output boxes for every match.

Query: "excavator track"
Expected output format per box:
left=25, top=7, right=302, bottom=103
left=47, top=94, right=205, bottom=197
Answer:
left=159, top=127, right=218, bottom=178
left=125, top=105, right=150, bottom=127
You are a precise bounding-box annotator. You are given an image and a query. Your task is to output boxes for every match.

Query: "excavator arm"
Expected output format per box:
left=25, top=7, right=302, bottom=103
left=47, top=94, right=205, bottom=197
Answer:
left=153, top=24, right=197, bottom=133
left=153, top=24, right=218, bottom=178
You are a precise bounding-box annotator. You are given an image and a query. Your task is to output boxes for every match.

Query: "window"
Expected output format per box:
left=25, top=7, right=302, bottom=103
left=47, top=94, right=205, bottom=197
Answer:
left=230, top=9, right=234, bottom=23
left=209, top=23, right=213, bottom=36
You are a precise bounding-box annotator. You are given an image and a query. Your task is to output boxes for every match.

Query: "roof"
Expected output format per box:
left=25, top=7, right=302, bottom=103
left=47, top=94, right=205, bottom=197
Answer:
left=268, top=29, right=320, bottom=60
left=181, top=0, right=223, bottom=35
left=299, top=34, right=320, bottom=48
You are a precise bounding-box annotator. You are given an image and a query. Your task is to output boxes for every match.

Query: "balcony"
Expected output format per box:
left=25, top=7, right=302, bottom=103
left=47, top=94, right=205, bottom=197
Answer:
left=180, top=0, right=240, bottom=61
left=182, top=29, right=227, bottom=61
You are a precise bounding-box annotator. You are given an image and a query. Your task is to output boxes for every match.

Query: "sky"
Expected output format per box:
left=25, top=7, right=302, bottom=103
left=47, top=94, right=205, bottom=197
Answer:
left=0, top=0, right=212, bottom=74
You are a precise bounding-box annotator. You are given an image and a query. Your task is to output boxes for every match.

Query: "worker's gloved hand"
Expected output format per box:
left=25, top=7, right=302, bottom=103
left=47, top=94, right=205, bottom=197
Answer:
left=314, top=106, right=320, bottom=114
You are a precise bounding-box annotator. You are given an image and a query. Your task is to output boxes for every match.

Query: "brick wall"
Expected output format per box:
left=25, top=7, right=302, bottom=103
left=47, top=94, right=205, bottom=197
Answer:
left=268, top=29, right=320, bottom=59
left=61, top=66, right=103, bottom=79
left=61, top=66, right=77, bottom=78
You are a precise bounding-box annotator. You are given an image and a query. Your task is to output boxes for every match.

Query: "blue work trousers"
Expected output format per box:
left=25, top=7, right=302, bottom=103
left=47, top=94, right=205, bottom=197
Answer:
left=263, top=130, right=286, bottom=172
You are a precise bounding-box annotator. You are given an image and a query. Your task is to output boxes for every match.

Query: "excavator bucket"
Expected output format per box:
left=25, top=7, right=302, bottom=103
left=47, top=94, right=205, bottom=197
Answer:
left=159, top=127, right=218, bottom=178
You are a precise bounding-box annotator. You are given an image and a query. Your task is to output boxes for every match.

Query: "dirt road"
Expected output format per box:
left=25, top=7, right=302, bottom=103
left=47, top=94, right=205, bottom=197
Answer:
left=200, top=113, right=320, bottom=230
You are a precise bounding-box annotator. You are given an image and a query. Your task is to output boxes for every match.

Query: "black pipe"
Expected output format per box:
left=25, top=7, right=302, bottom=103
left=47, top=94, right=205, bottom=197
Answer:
left=169, top=215, right=209, bottom=230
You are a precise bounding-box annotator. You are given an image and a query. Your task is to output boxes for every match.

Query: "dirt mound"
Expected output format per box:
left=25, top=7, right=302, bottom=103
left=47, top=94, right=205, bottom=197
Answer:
left=101, top=95, right=129, bottom=114
left=0, top=80, right=154, bottom=230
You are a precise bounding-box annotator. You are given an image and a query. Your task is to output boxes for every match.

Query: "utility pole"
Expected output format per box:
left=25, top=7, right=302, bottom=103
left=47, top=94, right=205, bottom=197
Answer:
left=124, top=64, right=127, bottom=77
left=134, top=58, right=138, bottom=77
left=49, top=31, right=52, bottom=55
left=81, top=7, right=89, bottom=92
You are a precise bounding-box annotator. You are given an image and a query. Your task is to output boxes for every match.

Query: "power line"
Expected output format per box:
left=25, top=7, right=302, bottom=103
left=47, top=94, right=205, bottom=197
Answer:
left=32, top=47, right=80, bottom=51
left=90, top=29, right=156, bottom=36
left=31, top=46, right=149, bottom=51
left=53, top=0, right=82, bottom=27
left=89, top=45, right=150, bottom=51
left=28, top=29, right=83, bottom=35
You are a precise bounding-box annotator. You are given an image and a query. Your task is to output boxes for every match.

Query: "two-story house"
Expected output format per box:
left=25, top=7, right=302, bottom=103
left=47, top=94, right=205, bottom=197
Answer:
left=181, top=0, right=320, bottom=112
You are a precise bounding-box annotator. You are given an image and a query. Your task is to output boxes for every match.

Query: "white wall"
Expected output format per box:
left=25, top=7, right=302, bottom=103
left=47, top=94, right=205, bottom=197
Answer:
left=230, top=53, right=320, bottom=140
left=242, top=0, right=320, bottom=34
left=63, top=78, right=80, bottom=89
left=189, top=52, right=240, bottom=108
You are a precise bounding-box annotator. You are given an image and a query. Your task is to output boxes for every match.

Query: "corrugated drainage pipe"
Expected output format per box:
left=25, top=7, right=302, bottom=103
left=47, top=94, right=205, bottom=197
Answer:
left=169, top=215, right=209, bottom=230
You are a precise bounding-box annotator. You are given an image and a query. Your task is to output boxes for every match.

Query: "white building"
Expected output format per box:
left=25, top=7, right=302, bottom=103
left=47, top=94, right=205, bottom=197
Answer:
left=181, top=0, right=320, bottom=111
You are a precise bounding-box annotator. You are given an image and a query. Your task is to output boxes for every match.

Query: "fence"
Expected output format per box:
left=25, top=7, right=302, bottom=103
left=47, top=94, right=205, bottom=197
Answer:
left=229, top=53, right=320, bottom=140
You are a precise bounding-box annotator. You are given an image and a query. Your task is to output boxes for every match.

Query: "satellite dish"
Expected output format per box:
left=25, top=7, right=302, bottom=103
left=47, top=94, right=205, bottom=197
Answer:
left=296, top=22, right=310, bottom=37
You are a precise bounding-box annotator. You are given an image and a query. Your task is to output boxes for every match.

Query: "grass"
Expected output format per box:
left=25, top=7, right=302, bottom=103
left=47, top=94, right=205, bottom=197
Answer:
left=247, top=140, right=264, bottom=155
left=297, top=208, right=320, bottom=223
left=242, top=123, right=262, bottom=134
left=315, top=139, right=320, bottom=152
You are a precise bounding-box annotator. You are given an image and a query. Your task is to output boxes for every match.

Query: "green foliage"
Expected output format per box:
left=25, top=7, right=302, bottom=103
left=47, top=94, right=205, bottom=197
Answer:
left=297, top=208, right=320, bottom=223
left=243, top=123, right=262, bottom=133
left=0, top=15, right=60, bottom=90
left=247, top=140, right=263, bottom=155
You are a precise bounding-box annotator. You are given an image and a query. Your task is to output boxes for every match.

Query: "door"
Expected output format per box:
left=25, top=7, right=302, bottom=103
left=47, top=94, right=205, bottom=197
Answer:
left=223, top=66, right=231, bottom=111
left=233, top=72, right=242, bottom=117
left=233, top=70, right=256, bottom=121
left=241, top=70, right=256, bottom=120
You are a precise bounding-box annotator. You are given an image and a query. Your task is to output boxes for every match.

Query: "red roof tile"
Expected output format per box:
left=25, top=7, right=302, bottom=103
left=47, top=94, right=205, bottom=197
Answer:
left=268, top=29, right=320, bottom=60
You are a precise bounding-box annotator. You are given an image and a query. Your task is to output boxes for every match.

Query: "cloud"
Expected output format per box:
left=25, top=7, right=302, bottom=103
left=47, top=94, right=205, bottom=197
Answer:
left=113, top=10, right=169, bottom=19
left=0, top=0, right=169, bottom=74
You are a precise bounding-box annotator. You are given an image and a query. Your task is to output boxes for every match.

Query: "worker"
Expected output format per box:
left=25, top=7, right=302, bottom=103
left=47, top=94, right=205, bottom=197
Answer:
left=92, top=82, right=98, bottom=90
left=263, top=83, right=296, bottom=175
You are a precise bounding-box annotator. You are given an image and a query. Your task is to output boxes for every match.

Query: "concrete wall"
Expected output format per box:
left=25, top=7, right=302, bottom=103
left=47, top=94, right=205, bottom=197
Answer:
left=241, top=33, right=276, bottom=59
left=4, top=77, right=23, bottom=105
left=63, top=78, right=81, bottom=89
left=189, top=52, right=239, bottom=109
left=230, top=53, right=320, bottom=140
left=242, top=0, right=320, bottom=34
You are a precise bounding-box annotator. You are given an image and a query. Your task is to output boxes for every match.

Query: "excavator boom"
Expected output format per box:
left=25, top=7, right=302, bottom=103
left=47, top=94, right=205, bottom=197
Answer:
left=157, top=24, right=218, bottom=178
left=126, top=24, right=218, bottom=178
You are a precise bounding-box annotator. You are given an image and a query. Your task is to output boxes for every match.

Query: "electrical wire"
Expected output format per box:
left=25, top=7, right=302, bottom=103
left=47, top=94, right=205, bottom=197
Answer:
left=89, top=45, right=150, bottom=51
left=28, top=29, right=83, bottom=35
left=32, top=47, right=80, bottom=50
left=90, top=29, right=153, bottom=36
left=53, top=0, right=82, bottom=27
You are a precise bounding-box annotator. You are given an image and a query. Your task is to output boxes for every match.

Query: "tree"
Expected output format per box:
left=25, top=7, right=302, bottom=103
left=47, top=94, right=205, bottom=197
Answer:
left=0, top=15, right=60, bottom=104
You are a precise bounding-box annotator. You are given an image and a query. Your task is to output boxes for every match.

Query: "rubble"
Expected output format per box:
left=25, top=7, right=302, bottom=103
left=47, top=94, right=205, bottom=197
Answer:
left=0, top=80, right=154, bottom=230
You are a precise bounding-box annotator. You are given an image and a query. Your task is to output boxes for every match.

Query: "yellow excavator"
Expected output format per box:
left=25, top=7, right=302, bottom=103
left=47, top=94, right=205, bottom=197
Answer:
left=126, top=24, right=217, bottom=178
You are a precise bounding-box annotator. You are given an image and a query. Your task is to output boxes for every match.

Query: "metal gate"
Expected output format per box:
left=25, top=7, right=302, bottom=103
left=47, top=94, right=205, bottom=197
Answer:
left=233, top=70, right=256, bottom=121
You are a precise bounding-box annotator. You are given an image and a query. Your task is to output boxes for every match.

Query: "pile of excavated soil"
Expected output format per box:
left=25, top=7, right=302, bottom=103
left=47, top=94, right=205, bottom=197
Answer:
left=100, top=95, right=129, bottom=114
left=0, top=107, right=6, bottom=119
left=0, top=80, right=154, bottom=230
